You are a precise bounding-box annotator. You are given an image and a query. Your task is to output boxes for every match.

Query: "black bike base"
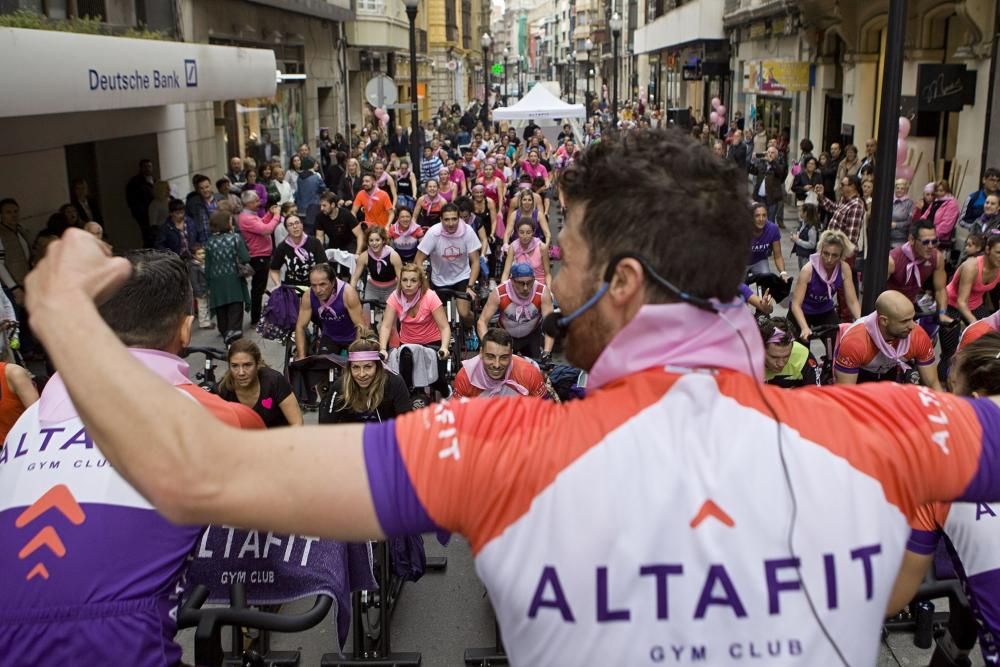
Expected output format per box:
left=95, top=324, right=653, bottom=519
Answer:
left=221, top=649, right=301, bottom=666
left=462, top=647, right=508, bottom=665
left=321, top=652, right=421, bottom=666
left=426, top=556, right=447, bottom=570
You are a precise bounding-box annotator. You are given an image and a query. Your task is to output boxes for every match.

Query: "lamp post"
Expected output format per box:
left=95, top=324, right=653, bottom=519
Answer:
left=481, top=32, right=492, bottom=106
left=519, top=54, right=526, bottom=95
left=569, top=51, right=576, bottom=103
left=402, top=0, right=421, bottom=184
left=503, top=46, right=510, bottom=105
left=610, top=12, right=622, bottom=126
left=582, top=38, right=593, bottom=118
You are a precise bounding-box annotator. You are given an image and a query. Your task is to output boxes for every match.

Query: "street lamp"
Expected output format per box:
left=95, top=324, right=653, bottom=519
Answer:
left=402, top=0, right=421, bottom=183
left=519, top=54, right=526, bottom=95
left=610, top=12, right=622, bottom=126
left=503, top=46, right=510, bottom=106
left=569, top=51, right=576, bottom=103
left=481, top=32, right=492, bottom=106
left=582, top=38, right=593, bottom=118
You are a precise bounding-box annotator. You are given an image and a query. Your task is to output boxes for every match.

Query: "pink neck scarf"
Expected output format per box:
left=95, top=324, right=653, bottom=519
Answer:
left=422, top=194, right=445, bottom=214
left=397, top=287, right=423, bottom=315
left=504, top=279, right=537, bottom=321
left=368, top=244, right=391, bottom=272
left=393, top=221, right=417, bottom=238
left=440, top=220, right=468, bottom=239
left=900, top=242, right=927, bottom=287
left=317, top=280, right=345, bottom=317
left=809, top=253, right=841, bottom=300
left=588, top=301, right=765, bottom=389
left=516, top=237, right=541, bottom=257
left=461, top=355, right=528, bottom=397
left=285, top=233, right=310, bottom=261
left=860, top=311, right=912, bottom=371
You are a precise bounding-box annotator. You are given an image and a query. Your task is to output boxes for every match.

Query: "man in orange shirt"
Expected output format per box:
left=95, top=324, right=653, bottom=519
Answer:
left=453, top=327, right=546, bottom=398
left=834, top=289, right=942, bottom=389
left=351, top=173, right=394, bottom=229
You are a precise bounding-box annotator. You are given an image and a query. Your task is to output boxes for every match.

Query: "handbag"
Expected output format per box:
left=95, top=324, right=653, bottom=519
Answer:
left=232, top=235, right=255, bottom=279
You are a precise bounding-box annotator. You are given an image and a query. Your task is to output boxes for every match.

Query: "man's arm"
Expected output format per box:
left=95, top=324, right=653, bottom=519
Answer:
left=933, top=255, right=953, bottom=323
left=343, top=284, right=369, bottom=337
left=477, top=289, right=499, bottom=338
left=541, top=288, right=555, bottom=354
left=467, top=249, right=481, bottom=289
left=917, top=363, right=943, bottom=391
left=6, top=363, right=38, bottom=407
left=25, top=231, right=381, bottom=540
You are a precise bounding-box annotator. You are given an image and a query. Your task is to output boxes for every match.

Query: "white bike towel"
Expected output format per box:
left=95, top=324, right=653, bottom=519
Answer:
left=387, top=344, right=439, bottom=387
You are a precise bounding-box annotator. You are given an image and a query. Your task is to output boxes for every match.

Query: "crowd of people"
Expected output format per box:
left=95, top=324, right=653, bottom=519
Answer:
left=7, top=92, right=1000, bottom=665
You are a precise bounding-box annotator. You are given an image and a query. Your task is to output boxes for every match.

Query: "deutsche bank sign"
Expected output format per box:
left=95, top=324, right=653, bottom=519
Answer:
left=0, top=27, right=276, bottom=118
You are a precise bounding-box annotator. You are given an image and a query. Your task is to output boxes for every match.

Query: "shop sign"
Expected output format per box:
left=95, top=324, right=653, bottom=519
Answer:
left=749, top=22, right=768, bottom=39
left=916, top=64, right=976, bottom=112
left=758, top=60, right=811, bottom=93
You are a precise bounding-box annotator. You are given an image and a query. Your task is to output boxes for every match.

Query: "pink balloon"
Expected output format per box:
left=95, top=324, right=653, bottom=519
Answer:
left=709, top=111, right=720, bottom=125
left=896, top=138, right=908, bottom=166
left=379, top=116, right=388, bottom=129
left=896, top=164, right=914, bottom=182
left=717, top=105, right=726, bottom=117
left=898, top=117, right=911, bottom=139
left=711, top=97, right=721, bottom=110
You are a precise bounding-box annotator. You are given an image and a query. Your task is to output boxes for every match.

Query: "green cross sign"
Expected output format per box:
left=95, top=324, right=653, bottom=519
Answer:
left=491, top=63, right=504, bottom=76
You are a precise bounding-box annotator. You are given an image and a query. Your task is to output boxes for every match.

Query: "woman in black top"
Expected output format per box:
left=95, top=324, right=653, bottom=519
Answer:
left=319, top=339, right=412, bottom=423
left=268, top=214, right=327, bottom=288
left=218, top=339, right=303, bottom=427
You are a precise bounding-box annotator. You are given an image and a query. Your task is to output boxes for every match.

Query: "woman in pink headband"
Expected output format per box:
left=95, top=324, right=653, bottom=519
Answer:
left=319, top=338, right=412, bottom=423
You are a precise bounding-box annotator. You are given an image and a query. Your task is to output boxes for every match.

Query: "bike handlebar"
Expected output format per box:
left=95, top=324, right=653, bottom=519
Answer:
left=183, top=346, right=229, bottom=361
left=806, top=325, right=841, bottom=340
left=436, top=289, right=473, bottom=301
left=361, top=298, right=387, bottom=308
left=178, top=583, right=334, bottom=633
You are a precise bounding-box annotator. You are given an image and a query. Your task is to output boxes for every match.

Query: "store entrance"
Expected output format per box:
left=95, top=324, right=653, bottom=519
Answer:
left=756, top=95, right=792, bottom=144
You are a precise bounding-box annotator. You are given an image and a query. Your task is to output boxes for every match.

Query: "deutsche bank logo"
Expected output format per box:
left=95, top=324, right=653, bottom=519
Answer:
left=184, top=59, right=198, bottom=87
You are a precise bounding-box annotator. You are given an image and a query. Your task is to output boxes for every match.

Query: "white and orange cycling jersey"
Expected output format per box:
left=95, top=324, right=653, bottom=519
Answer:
left=909, top=501, right=1000, bottom=662
left=959, top=310, right=1000, bottom=351
left=361, top=303, right=1000, bottom=665
left=835, top=320, right=935, bottom=376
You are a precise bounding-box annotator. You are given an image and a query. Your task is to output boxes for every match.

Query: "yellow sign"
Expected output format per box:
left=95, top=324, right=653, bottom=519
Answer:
left=759, top=60, right=810, bottom=93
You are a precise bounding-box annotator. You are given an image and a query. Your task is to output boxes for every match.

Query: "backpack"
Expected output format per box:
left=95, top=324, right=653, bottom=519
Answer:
left=256, top=285, right=301, bottom=342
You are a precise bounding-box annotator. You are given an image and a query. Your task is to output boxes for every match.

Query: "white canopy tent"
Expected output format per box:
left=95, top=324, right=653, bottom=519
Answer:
left=492, top=83, right=586, bottom=145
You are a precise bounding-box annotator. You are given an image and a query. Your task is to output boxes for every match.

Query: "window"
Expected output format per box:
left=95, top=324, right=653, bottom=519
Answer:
left=445, top=0, right=458, bottom=42
left=356, top=0, right=386, bottom=14
left=461, top=0, right=471, bottom=49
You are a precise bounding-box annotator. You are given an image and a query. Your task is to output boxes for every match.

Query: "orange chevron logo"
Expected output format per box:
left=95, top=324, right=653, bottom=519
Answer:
left=16, top=485, right=86, bottom=528
left=689, top=500, right=735, bottom=529
left=16, top=484, right=86, bottom=582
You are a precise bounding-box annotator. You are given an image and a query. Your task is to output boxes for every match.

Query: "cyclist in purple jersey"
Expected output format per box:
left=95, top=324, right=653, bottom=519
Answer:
left=790, top=229, right=860, bottom=340
left=294, top=263, right=367, bottom=358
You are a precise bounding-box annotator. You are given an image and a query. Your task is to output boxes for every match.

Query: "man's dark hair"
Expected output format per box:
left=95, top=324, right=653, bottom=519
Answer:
left=0, top=198, right=19, bottom=210
left=559, top=128, right=750, bottom=303
left=758, top=316, right=794, bottom=347
left=192, top=174, right=210, bottom=188
left=985, top=167, right=1000, bottom=180
left=168, top=198, right=186, bottom=213
left=843, top=174, right=862, bottom=194
left=482, top=327, right=513, bottom=349
left=910, top=219, right=936, bottom=238
left=441, top=203, right=459, bottom=217
left=98, top=251, right=192, bottom=350
left=139, top=159, right=152, bottom=168
left=799, top=139, right=814, bottom=154
left=320, top=191, right=338, bottom=205
left=455, top=196, right=474, bottom=214
left=310, top=262, right=337, bottom=283
left=215, top=177, right=230, bottom=190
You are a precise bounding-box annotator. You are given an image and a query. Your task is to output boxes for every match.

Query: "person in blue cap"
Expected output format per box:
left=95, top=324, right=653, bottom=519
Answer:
left=477, top=261, right=554, bottom=362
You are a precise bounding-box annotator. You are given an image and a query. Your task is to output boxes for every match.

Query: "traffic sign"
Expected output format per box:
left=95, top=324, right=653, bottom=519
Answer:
left=491, top=63, right=504, bottom=76
left=365, top=75, right=398, bottom=108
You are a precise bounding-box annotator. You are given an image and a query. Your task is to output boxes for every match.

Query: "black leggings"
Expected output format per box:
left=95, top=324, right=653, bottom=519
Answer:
left=939, top=304, right=992, bottom=382
left=398, top=341, right=449, bottom=396
left=512, top=328, right=542, bottom=360
left=249, top=256, right=270, bottom=325
left=214, top=302, right=245, bottom=340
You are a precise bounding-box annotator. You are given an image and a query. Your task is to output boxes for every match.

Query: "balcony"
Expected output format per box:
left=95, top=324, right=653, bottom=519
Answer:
left=346, top=0, right=409, bottom=49
left=633, top=0, right=724, bottom=54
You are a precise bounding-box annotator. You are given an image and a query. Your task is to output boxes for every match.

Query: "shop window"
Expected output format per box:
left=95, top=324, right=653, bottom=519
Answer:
left=226, top=87, right=305, bottom=170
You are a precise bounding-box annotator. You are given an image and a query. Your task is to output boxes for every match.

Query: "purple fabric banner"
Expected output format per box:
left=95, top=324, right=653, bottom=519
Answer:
left=186, top=527, right=375, bottom=648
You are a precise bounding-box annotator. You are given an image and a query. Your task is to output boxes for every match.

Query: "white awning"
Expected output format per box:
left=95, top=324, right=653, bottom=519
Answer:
left=492, top=83, right=586, bottom=121
left=0, top=28, right=277, bottom=119
left=634, top=0, right=725, bottom=55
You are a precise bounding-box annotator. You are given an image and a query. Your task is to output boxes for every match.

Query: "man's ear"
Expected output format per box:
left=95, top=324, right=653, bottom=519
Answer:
left=178, top=314, right=194, bottom=350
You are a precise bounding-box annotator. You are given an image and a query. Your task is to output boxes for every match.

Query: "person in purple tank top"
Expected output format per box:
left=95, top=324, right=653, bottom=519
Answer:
left=294, top=263, right=367, bottom=360
left=885, top=219, right=951, bottom=320
left=747, top=203, right=788, bottom=281
left=790, top=229, right=861, bottom=340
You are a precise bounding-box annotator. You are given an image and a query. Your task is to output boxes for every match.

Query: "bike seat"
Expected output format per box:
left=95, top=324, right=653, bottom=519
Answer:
left=184, top=346, right=228, bottom=361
